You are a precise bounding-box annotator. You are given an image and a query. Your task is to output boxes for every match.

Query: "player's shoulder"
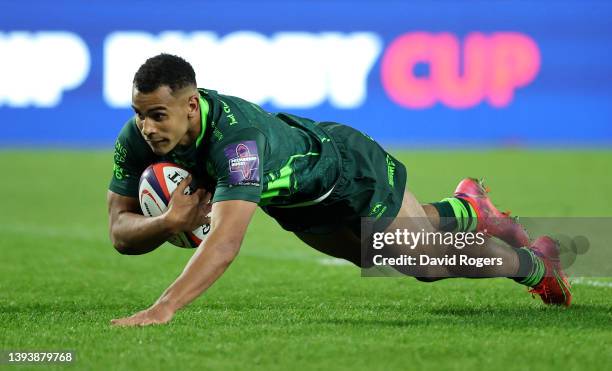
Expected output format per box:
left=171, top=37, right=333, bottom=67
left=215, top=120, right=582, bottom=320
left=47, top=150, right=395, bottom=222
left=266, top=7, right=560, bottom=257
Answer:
left=204, top=89, right=272, bottom=131
left=116, top=117, right=141, bottom=143
left=201, top=91, right=267, bottom=149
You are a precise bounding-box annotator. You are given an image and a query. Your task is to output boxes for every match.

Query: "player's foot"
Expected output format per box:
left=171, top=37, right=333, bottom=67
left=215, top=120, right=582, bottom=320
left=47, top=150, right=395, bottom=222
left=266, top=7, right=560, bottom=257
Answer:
left=528, top=236, right=572, bottom=307
left=454, top=178, right=530, bottom=248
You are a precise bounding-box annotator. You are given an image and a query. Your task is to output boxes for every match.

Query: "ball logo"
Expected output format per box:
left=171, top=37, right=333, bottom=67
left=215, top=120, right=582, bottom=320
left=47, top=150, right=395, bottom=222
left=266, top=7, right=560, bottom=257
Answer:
left=167, top=171, right=184, bottom=185
left=381, top=32, right=541, bottom=109
left=139, top=163, right=210, bottom=248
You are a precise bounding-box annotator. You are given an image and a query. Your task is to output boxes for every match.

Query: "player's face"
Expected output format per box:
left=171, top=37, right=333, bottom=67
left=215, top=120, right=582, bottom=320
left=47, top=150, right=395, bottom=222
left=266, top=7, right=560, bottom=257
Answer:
left=131, top=85, right=197, bottom=155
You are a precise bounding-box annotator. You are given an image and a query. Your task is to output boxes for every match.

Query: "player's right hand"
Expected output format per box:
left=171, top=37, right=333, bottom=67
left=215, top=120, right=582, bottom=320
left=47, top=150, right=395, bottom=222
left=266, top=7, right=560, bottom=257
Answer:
left=164, top=175, right=212, bottom=233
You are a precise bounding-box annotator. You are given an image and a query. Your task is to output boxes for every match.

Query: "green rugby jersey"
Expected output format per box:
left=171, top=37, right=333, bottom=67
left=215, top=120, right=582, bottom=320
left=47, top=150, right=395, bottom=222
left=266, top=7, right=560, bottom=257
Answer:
left=109, top=89, right=341, bottom=207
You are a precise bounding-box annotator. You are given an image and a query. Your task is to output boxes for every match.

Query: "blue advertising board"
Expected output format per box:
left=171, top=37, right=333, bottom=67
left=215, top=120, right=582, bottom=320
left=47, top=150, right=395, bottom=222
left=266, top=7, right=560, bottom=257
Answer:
left=0, top=0, right=610, bottom=147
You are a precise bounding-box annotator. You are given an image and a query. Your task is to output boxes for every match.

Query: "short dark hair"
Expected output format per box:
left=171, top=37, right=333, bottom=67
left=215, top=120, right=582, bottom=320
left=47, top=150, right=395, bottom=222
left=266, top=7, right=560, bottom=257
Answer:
left=133, top=53, right=196, bottom=94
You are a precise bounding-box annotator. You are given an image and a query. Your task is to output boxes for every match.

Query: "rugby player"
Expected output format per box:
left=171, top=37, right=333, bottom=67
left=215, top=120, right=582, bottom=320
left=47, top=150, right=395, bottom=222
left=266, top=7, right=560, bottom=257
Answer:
left=108, top=54, right=571, bottom=327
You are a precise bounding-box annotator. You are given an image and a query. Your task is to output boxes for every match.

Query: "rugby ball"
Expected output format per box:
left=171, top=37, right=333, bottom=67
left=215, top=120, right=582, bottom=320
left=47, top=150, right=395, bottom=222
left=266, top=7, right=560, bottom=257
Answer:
left=138, top=162, right=211, bottom=248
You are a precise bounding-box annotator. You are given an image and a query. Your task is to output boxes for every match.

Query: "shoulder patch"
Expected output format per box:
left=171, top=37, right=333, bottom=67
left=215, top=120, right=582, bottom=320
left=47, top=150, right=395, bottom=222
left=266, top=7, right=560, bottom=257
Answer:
left=224, top=141, right=260, bottom=186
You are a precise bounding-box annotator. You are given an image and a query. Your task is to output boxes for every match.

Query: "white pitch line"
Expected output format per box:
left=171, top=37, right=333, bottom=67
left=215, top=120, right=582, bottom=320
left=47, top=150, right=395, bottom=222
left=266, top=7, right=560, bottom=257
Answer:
left=571, top=277, right=612, bottom=288
left=318, top=257, right=353, bottom=266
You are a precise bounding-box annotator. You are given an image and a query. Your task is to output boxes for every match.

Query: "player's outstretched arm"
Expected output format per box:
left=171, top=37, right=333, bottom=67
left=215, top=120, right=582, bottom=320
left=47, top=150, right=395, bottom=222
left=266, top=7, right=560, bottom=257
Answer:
left=110, top=199, right=257, bottom=327
left=107, top=175, right=210, bottom=255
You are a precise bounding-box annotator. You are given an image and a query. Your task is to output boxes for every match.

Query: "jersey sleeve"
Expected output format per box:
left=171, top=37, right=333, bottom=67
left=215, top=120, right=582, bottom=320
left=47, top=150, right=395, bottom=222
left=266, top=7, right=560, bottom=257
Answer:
left=108, top=120, right=147, bottom=197
left=209, top=127, right=267, bottom=204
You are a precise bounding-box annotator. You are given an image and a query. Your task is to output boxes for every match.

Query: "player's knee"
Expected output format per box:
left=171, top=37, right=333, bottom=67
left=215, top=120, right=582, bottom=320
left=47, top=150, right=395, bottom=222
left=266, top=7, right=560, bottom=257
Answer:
left=113, top=243, right=130, bottom=255
left=111, top=240, right=139, bottom=255
left=413, top=265, right=449, bottom=282
left=415, top=276, right=446, bottom=283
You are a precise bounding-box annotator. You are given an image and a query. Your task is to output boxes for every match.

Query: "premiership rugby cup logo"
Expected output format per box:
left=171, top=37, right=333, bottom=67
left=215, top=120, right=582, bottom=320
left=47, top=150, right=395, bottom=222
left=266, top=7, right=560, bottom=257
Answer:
left=224, top=141, right=260, bottom=186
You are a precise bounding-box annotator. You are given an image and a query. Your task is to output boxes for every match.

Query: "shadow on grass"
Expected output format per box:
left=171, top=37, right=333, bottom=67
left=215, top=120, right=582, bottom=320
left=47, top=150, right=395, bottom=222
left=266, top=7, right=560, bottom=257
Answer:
left=312, top=318, right=422, bottom=328
left=310, top=303, right=612, bottom=330
left=428, top=303, right=611, bottom=317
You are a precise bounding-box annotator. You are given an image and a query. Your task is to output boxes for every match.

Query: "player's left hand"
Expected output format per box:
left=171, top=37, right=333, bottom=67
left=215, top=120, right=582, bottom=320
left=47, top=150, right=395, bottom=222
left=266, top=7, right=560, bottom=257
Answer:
left=110, top=303, right=175, bottom=327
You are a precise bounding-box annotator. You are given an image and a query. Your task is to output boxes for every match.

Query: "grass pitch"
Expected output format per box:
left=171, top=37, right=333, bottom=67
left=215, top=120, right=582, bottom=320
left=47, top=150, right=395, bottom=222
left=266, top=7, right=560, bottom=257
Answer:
left=1, top=150, right=611, bottom=370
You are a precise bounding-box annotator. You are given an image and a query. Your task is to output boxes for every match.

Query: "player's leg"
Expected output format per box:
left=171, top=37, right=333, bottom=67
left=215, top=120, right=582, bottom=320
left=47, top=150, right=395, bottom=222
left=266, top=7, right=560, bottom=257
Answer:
left=385, top=189, right=520, bottom=278
left=312, top=121, right=569, bottom=305
left=422, top=178, right=531, bottom=248
left=388, top=189, right=571, bottom=305
left=292, top=188, right=544, bottom=287
left=294, top=225, right=452, bottom=279
left=309, top=122, right=526, bottom=279
left=292, top=223, right=448, bottom=277
left=293, top=227, right=362, bottom=267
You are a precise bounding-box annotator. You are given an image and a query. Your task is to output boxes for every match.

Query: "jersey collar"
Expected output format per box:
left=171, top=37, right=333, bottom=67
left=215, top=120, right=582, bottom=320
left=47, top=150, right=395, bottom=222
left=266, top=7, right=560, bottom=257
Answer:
left=195, top=95, right=209, bottom=148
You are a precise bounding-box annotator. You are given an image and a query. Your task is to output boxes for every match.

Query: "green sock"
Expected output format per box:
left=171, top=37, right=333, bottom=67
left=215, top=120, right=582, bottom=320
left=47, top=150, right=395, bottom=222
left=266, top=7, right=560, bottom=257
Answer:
left=430, top=197, right=478, bottom=232
left=513, top=248, right=545, bottom=287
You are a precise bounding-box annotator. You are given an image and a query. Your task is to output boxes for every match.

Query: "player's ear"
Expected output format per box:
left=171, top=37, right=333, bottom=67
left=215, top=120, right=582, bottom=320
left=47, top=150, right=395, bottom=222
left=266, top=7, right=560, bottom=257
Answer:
left=187, top=93, right=199, bottom=119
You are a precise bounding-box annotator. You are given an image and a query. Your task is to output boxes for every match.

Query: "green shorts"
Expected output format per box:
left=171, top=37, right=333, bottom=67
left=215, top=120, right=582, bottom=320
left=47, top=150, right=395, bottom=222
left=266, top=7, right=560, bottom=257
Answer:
left=262, top=122, right=407, bottom=236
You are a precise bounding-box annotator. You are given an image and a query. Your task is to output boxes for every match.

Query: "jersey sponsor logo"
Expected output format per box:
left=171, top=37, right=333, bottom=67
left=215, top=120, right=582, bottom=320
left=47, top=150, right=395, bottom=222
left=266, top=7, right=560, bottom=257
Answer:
left=213, top=126, right=224, bottom=142
left=385, top=154, right=396, bottom=187
left=221, top=100, right=239, bottom=125
left=369, top=202, right=388, bottom=219
left=113, top=163, right=126, bottom=180
left=113, top=140, right=128, bottom=180
left=225, top=141, right=260, bottom=186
